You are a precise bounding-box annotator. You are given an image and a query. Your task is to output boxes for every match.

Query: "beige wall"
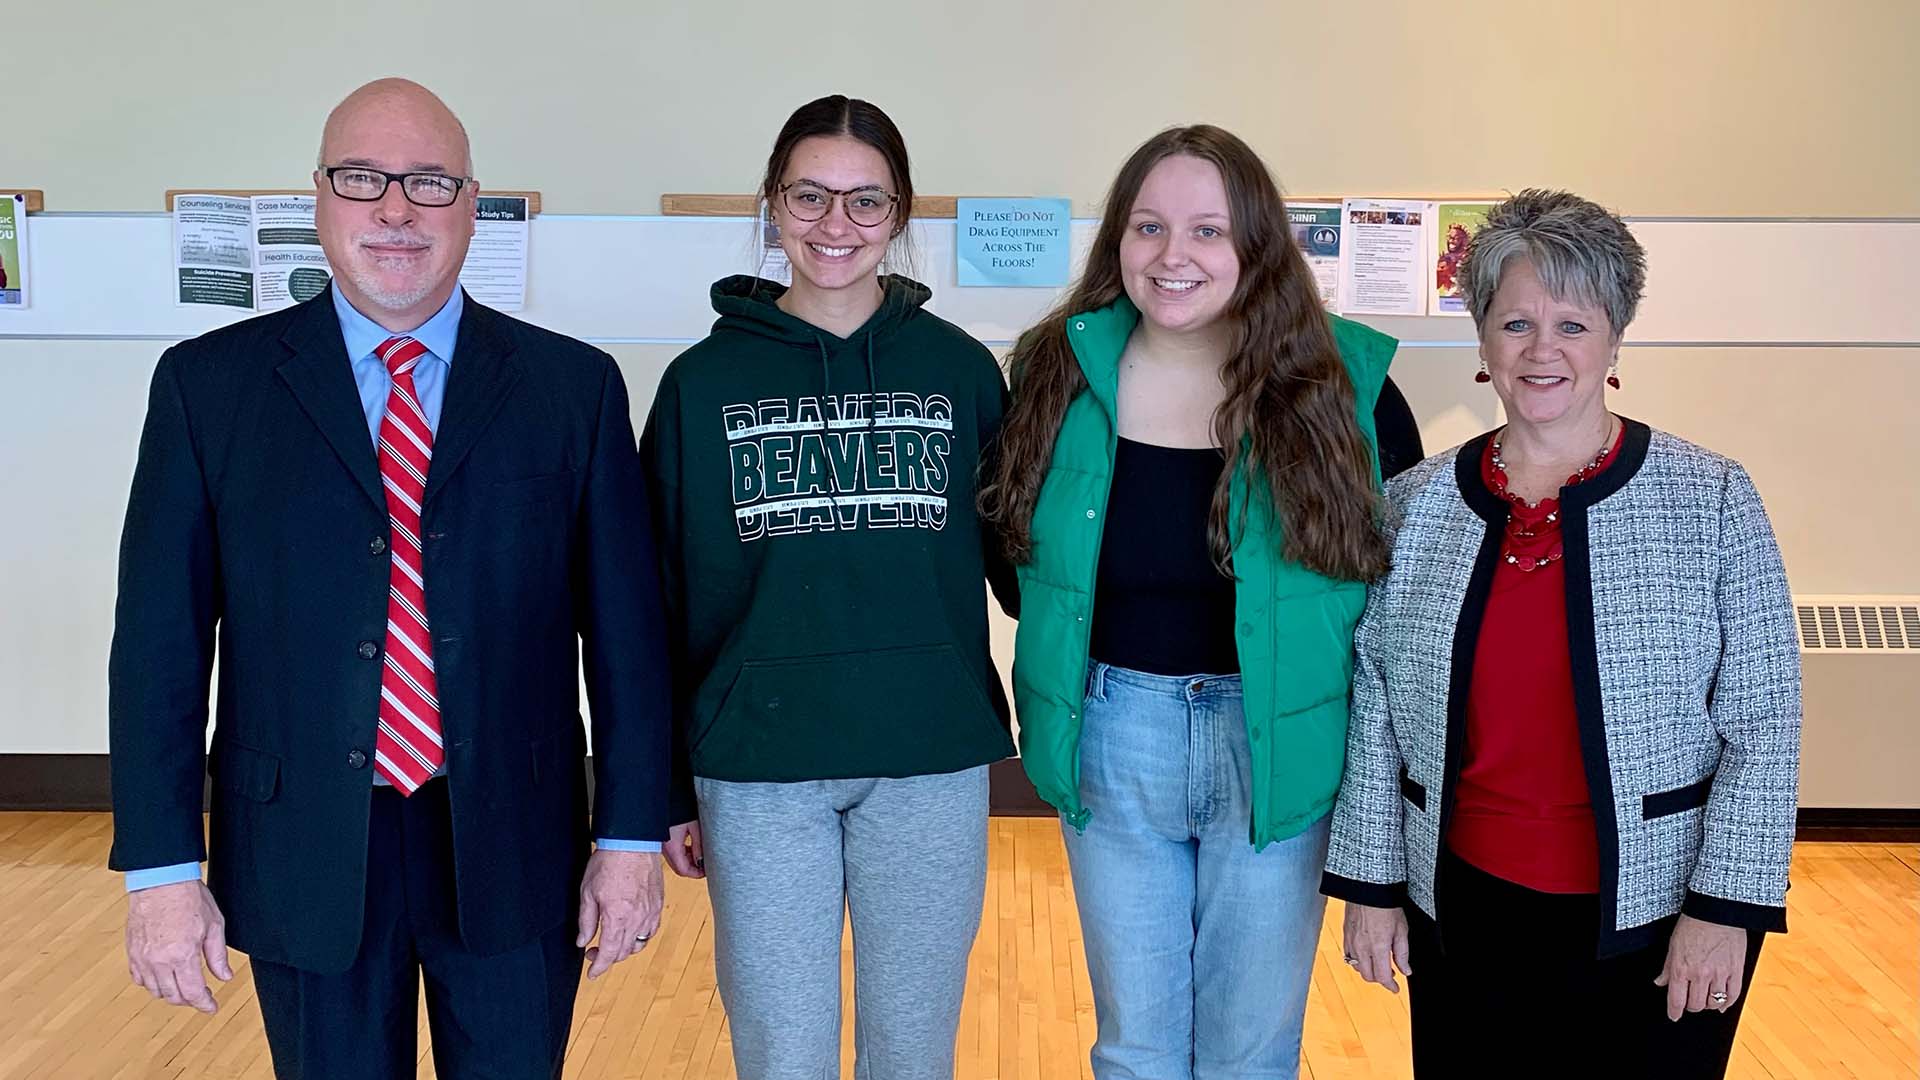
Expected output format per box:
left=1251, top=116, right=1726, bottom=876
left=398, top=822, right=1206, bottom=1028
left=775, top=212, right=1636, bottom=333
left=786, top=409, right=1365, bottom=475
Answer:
left=4, top=0, right=1918, bottom=759
left=12, top=0, right=1920, bottom=216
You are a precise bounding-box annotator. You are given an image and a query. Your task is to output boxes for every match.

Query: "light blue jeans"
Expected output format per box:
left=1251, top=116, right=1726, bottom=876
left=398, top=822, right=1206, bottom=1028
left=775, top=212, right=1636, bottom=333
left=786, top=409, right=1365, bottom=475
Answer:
left=1062, top=662, right=1332, bottom=1080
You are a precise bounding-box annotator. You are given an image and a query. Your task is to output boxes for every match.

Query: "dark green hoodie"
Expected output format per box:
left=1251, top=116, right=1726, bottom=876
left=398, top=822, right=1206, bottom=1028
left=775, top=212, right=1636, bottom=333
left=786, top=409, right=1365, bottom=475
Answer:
left=641, top=275, right=1016, bottom=820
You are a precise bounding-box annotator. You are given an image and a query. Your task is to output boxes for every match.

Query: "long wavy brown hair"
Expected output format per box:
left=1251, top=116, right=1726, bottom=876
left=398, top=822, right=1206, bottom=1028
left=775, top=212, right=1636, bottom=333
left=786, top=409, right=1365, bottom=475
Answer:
left=979, top=125, right=1390, bottom=581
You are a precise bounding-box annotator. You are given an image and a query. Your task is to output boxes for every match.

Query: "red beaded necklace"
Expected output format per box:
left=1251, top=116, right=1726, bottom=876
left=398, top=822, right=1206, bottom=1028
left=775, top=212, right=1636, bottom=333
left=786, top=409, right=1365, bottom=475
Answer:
left=1484, top=420, right=1624, bottom=572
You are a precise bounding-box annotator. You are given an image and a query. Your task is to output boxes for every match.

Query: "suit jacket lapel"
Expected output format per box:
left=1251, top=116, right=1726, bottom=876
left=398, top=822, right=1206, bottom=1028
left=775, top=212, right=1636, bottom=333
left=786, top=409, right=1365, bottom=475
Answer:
left=425, top=295, right=521, bottom=508
left=276, top=294, right=385, bottom=512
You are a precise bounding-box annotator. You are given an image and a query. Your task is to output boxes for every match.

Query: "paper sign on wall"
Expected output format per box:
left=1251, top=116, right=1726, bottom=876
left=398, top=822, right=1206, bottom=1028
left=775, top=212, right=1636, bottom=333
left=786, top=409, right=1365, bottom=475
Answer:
left=956, top=198, right=1072, bottom=287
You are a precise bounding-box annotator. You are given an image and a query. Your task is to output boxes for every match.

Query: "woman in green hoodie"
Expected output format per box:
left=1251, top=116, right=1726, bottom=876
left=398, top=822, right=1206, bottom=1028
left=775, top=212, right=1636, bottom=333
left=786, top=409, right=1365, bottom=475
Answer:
left=980, top=126, right=1413, bottom=1079
left=639, top=95, right=1016, bottom=1080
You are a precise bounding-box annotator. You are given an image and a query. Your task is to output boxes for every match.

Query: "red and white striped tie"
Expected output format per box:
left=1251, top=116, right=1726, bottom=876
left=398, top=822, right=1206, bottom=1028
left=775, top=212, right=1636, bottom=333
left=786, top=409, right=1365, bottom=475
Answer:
left=373, top=335, right=444, bottom=793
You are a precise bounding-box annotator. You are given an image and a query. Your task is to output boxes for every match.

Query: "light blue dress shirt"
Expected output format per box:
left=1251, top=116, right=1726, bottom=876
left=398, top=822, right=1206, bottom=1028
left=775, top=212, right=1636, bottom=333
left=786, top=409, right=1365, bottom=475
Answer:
left=126, top=286, right=655, bottom=892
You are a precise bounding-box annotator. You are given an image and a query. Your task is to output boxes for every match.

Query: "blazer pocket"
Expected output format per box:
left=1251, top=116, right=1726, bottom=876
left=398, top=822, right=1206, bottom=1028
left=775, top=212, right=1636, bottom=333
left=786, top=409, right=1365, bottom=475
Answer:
left=1399, top=768, right=1427, bottom=812
left=1642, top=775, right=1714, bottom=820
left=211, top=740, right=281, bottom=803
left=493, top=469, right=576, bottom=509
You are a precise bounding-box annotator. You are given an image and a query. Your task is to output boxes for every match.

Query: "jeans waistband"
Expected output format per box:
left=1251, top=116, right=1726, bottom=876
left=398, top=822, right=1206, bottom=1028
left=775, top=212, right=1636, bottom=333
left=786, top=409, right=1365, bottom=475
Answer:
left=1087, top=660, right=1242, bottom=702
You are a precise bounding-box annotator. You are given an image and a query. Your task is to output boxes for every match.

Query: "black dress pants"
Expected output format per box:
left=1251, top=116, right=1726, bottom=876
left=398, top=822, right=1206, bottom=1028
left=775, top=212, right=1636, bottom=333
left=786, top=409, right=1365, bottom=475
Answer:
left=251, top=780, right=583, bottom=1079
left=1406, top=851, right=1765, bottom=1079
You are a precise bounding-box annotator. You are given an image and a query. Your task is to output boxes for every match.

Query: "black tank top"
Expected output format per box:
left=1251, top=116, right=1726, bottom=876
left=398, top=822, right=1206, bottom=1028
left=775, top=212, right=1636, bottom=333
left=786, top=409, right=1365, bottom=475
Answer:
left=1088, top=437, right=1240, bottom=675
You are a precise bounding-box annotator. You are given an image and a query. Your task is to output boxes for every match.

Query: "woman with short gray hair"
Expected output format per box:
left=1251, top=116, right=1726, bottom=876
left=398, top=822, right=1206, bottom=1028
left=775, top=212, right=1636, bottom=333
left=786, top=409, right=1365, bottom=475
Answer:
left=1320, top=189, right=1800, bottom=1075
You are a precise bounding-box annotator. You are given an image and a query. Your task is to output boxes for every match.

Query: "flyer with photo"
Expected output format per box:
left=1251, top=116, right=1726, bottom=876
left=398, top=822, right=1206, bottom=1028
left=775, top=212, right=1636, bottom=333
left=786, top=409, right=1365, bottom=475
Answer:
left=0, top=193, right=27, bottom=308
left=1286, top=202, right=1342, bottom=311
left=1337, top=198, right=1431, bottom=316
left=1431, top=201, right=1496, bottom=316
left=758, top=206, right=793, bottom=286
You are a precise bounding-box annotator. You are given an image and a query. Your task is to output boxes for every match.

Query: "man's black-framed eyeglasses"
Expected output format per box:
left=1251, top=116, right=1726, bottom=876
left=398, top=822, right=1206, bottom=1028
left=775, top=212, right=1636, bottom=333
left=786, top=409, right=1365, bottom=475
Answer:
left=778, top=182, right=898, bottom=227
left=323, top=166, right=471, bottom=208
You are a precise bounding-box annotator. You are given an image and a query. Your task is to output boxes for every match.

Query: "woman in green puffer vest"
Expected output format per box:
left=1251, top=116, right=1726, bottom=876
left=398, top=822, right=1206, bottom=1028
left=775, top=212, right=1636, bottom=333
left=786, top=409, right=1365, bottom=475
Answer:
left=980, top=125, right=1417, bottom=1080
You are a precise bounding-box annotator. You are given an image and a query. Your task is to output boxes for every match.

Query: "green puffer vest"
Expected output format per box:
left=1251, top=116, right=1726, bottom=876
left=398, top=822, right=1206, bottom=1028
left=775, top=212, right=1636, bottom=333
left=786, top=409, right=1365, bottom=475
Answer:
left=1011, top=297, right=1395, bottom=848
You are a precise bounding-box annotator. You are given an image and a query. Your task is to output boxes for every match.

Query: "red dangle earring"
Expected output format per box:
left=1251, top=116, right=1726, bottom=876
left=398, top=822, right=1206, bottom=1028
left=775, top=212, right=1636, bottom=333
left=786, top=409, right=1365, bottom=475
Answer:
left=1607, top=361, right=1622, bottom=389
left=1474, top=359, right=1491, bottom=384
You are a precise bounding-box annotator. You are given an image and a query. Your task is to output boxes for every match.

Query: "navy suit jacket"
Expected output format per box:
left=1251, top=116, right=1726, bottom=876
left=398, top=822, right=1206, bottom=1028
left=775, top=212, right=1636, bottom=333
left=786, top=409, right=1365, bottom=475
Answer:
left=108, top=292, right=672, bottom=973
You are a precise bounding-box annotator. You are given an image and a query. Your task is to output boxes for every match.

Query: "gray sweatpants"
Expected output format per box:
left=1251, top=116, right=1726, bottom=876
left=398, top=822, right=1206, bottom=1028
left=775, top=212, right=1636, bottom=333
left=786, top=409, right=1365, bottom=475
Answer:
left=695, top=766, right=990, bottom=1080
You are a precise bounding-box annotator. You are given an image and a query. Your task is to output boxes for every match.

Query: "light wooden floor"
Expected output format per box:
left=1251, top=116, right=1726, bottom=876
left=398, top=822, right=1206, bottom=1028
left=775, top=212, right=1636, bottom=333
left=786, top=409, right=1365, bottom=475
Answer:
left=0, top=813, right=1913, bottom=1079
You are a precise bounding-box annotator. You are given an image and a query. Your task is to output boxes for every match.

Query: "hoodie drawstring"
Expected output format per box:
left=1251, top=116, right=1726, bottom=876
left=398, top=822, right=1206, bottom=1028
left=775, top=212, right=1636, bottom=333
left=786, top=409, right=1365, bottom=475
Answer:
left=816, top=324, right=882, bottom=508
left=865, top=333, right=878, bottom=430
left=815, top=334, right=840, bottom=505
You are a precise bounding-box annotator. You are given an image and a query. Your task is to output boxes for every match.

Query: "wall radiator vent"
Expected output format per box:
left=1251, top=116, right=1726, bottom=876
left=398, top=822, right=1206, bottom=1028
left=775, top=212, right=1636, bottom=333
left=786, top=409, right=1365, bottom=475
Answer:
left=1794, top=596, right=1920, bottom=654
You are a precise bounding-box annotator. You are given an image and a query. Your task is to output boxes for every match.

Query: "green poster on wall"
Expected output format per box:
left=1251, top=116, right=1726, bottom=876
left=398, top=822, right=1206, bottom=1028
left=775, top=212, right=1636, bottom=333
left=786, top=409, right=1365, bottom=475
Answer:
left=0, top=193, right=27, bottom=308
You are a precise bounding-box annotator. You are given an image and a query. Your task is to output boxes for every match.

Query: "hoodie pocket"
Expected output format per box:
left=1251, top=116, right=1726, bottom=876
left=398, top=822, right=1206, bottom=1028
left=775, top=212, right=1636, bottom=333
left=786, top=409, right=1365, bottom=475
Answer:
left=694, top=643, right=1001, bottom=776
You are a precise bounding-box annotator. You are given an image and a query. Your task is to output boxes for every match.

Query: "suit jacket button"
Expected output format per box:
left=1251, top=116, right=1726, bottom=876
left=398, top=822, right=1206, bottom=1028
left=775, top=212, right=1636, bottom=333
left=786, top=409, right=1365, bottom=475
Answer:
left=369, top=536, right=388, bottom=555
left=357, top=640, right=379, bottom=660
left=347, top=749, right=368, bottom=769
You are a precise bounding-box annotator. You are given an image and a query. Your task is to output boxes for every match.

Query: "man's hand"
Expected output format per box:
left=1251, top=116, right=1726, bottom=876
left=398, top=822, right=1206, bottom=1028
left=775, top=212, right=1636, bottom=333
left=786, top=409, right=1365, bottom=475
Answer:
left=576, top=849, right=665, bottom=979
left=127, top=880, right=232, bottom=1014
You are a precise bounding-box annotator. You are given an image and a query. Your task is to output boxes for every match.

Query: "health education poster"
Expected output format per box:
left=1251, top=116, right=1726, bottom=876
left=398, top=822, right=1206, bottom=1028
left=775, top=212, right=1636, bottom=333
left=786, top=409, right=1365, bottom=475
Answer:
left=174, top=194, right=330, bottom=311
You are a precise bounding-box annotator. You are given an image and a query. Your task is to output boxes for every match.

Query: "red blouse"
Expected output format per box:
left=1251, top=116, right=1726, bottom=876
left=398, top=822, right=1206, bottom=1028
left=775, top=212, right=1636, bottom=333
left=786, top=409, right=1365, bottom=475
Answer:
left=1446, top=427, right=1625, bottom=895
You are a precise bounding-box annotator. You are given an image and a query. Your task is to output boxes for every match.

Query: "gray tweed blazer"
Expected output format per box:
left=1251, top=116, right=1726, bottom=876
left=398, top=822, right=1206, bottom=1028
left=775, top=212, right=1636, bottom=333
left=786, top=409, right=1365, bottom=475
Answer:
left=1322, top=420, right=1800, bottom=955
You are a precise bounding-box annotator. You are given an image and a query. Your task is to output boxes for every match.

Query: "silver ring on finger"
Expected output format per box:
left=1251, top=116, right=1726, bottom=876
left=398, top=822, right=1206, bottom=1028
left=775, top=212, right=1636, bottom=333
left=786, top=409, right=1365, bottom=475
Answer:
left=635, top=933, right=650, bottom=944
left=1710, top=992, right=1728, bottom=1004
left=1343, top=955, right=1359, bottom=967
